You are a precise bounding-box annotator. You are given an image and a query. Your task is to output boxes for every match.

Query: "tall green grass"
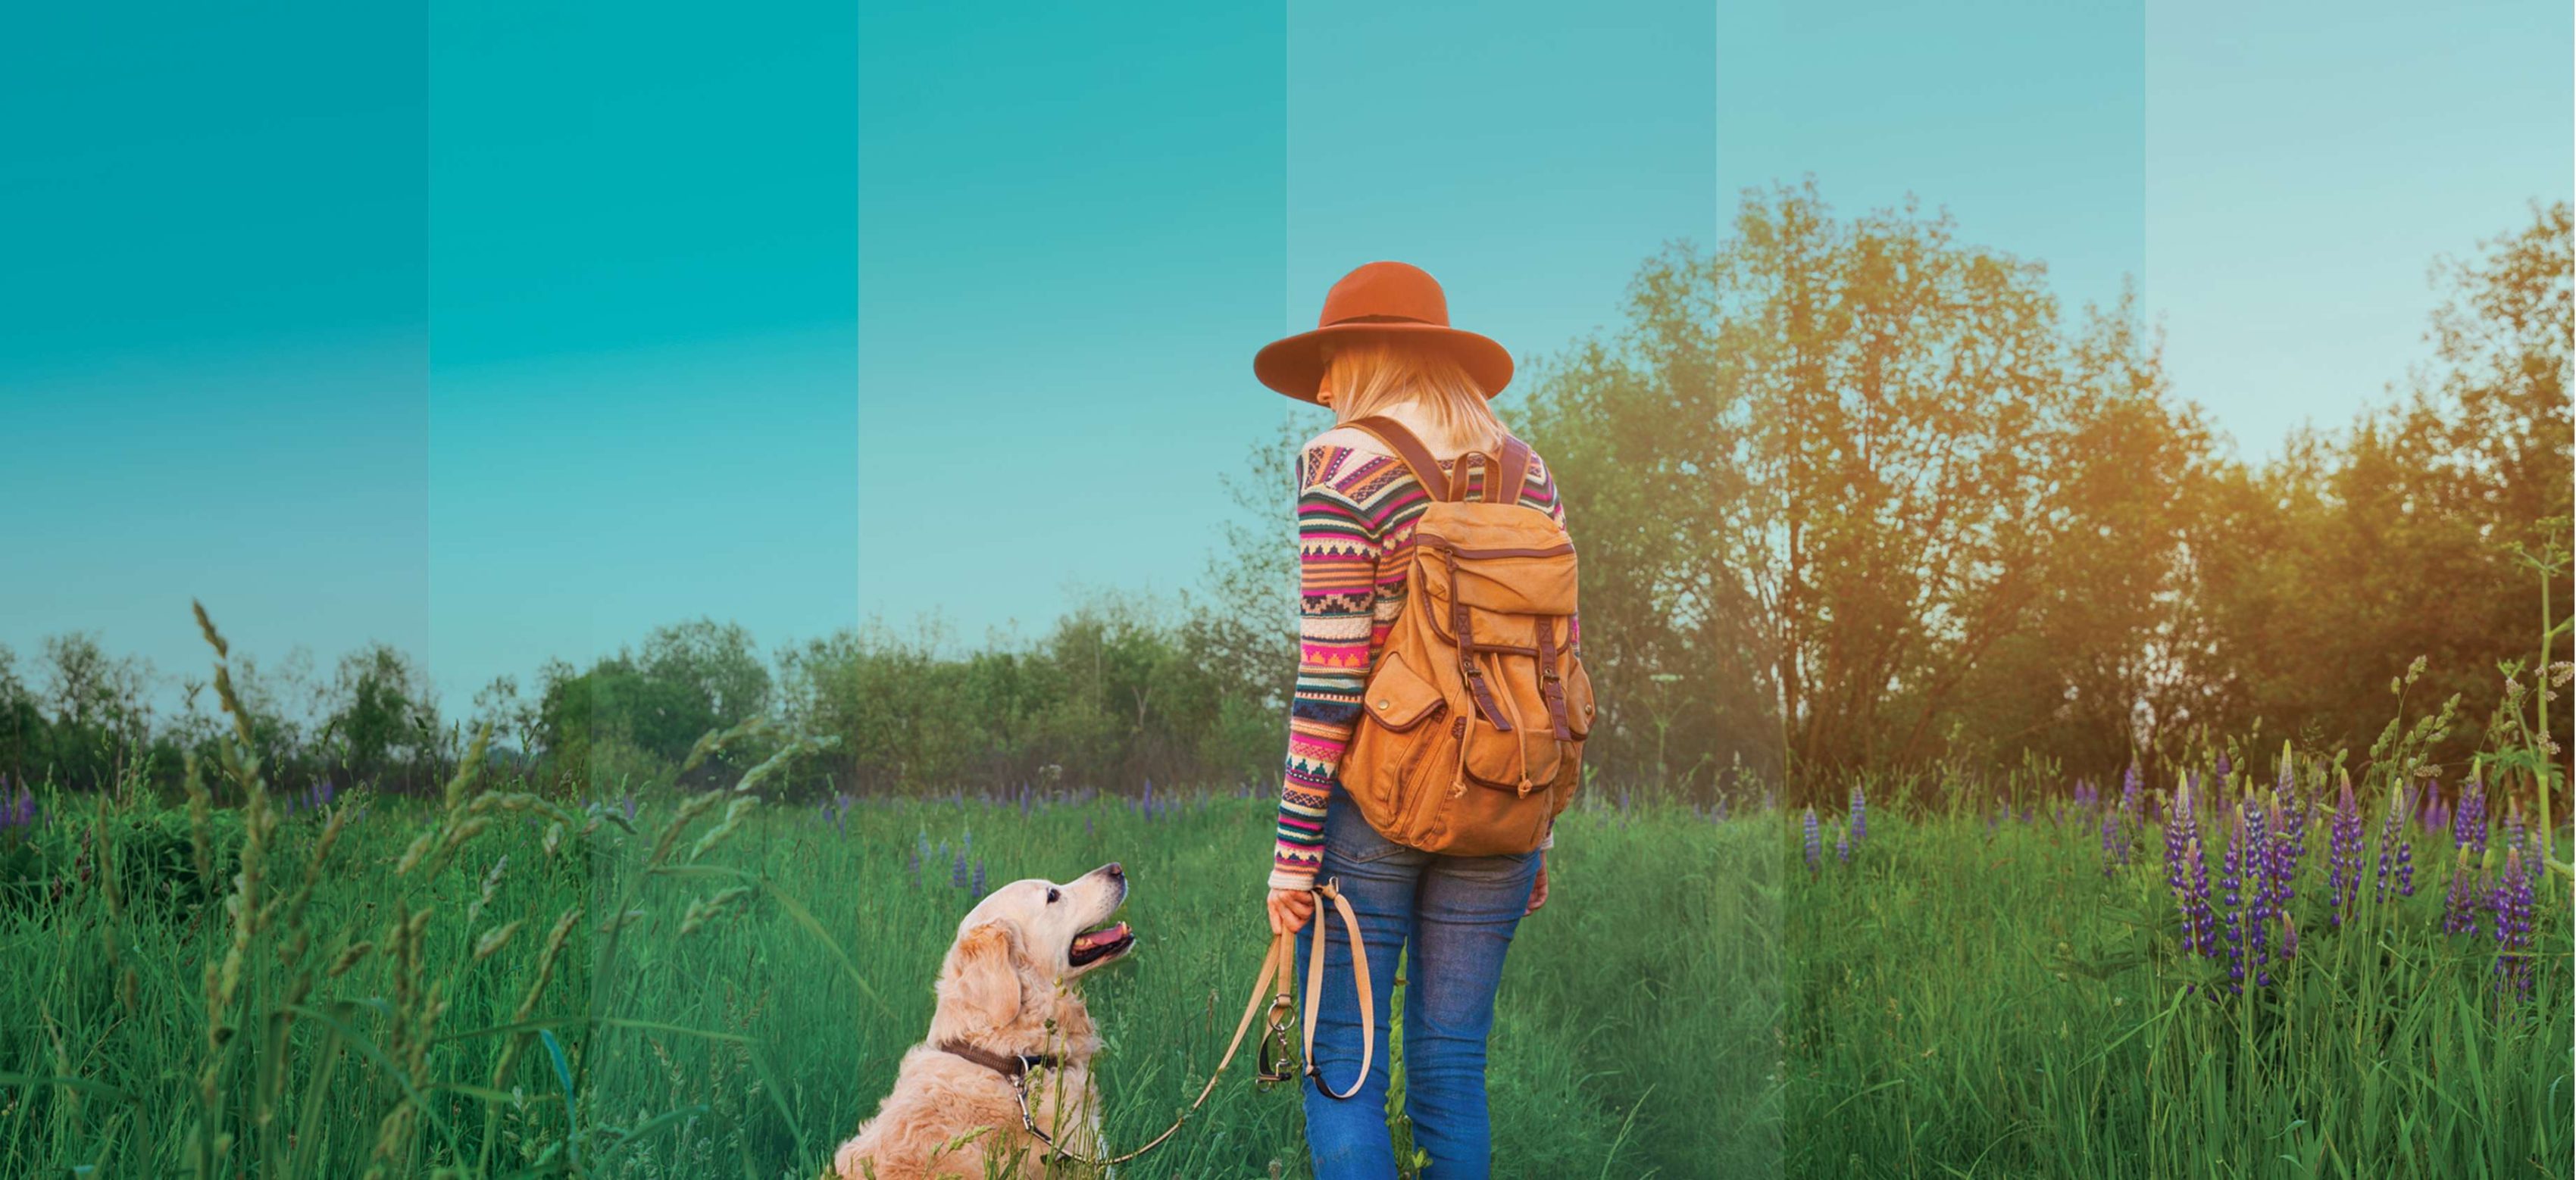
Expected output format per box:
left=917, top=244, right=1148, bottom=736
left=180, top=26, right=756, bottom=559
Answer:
left=1784, top=800, right=2570, bottom=1178
left=0, top=646, right=1781, bottom=1179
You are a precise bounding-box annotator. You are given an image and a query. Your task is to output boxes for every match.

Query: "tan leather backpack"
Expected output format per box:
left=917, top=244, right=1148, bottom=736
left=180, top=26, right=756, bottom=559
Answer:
left=1337, top=417, right=1595, bottom=857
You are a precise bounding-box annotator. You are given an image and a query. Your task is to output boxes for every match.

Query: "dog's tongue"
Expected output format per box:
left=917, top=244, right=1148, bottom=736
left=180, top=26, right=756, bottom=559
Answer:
left=1071, top=922, right=1130, bottom=951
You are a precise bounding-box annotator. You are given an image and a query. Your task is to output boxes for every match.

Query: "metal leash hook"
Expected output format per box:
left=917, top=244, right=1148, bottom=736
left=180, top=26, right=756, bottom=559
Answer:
left=1254, top=985, right=1299, bottom=1087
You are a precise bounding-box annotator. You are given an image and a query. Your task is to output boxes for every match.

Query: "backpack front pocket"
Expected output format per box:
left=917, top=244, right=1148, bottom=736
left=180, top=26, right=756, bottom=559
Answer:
left=1345, top=651, right=1450, bottom=824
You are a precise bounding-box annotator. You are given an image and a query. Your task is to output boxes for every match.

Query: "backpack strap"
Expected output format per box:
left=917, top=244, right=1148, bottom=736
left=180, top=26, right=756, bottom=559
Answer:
left=1492, top=435, right=1533, bottom=507
left=1347, top=416, right=1452, bottom=502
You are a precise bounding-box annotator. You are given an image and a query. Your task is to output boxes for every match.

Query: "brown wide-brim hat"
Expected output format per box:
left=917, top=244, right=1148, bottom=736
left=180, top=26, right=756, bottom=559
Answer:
left=1254, top=261, right=1514, bottom=402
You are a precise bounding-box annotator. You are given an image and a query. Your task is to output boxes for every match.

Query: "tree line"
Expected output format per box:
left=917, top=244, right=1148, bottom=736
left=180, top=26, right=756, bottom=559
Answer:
left=2, top=182, right=2564, bottom=806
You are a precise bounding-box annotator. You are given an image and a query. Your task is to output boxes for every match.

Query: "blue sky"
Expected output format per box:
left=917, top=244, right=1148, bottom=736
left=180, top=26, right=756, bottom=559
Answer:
left=2, top=0, right=2566, bottom=722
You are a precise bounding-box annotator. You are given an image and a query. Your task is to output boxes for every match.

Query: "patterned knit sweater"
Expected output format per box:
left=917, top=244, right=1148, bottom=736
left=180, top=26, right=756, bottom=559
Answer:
left=1271, top=437, right=1576, bottom=889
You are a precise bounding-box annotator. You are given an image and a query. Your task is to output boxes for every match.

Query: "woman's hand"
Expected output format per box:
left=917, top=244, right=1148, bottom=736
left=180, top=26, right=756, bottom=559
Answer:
left=1525, top=853, right=1550, bottom=915
left=1267, top=887, right=1316, bottom=936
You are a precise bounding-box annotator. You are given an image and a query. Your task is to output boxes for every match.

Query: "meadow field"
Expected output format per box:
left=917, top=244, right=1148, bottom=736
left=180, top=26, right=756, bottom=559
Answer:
left=0, top=746, right=2562, bottom=1178
left=1787, top=775, right=2569, bottom=1179
left=0, top=771, right=1783, bottom=1178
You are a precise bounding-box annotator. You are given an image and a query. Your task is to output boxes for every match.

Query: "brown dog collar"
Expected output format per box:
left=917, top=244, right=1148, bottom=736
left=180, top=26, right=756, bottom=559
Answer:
left=937, top=1039, right=1058, bottom=1079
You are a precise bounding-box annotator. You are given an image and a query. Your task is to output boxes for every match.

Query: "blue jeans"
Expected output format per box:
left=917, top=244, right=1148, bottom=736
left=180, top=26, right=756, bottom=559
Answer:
left=1299, top=801, right=1540, bottom=1180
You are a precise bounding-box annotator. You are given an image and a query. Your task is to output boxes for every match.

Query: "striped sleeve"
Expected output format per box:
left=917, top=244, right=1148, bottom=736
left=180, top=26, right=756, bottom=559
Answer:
left=1271, top=444, right=1384, bottom=889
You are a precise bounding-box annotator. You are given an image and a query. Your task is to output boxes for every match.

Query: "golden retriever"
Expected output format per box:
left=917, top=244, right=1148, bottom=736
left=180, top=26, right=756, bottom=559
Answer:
left=831, top=862, right=1136, bottom=1179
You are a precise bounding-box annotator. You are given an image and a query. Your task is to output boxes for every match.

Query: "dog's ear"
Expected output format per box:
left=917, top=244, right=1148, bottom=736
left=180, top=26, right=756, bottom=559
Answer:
left=942, top=921, right=1024, bottom=1028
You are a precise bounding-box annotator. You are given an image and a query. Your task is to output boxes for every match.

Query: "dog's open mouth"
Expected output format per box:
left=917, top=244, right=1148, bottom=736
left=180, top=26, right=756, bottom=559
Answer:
left=1068, top=920, right=1134, bottom=967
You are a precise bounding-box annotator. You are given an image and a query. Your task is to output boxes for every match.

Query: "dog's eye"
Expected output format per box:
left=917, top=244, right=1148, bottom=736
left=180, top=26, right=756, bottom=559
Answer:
left=1045, top=888, right=1061, bottom=904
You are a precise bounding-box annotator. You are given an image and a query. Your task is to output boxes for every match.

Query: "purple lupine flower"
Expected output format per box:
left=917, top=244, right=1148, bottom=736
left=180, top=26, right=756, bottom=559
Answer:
left=2163, top=780, right=2206, bottom=954
left=971, top=858, right=987, bottom=898
left=2453, top=779, right=2488, bottom=853
left=2491, top=845, right=2535, bottom=1001
left=0, top=782, right=37, bottom=833
left=2184, top=832, right=2216, bottom=958
left=2120, top=762, right=2143, bottom=828
left=2278, top=911, right=2298, bottom=962
left=2220, top=804, right=2250, bottom=993
left=2327, top=775, right=2363, bottom=926
left=2072, top=779, right=2097, bottom=809
left=2440, top=846, right=2481, bottom=935
left=1802, top=807, right=1821, bottom=875
left=1835, top=823, right=1851, bottom=866
left=2268, top=785, right=2305, bottom=913
left=2377, top=781, right=2409, bottom=903
left=952, top=848, right=971, bottom=891
left=2100, top=807, right=2126, bottom=878
left=1849, top=783, right=1868, bottom=845
left=2215, top=751, right=2233, bottom=785
left=2246, top=798, right=2277, bottom=988
left=908, top=832, right=925, bottom=888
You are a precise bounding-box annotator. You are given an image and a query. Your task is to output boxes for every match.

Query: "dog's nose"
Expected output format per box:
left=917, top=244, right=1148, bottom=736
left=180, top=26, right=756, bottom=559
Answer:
left=1104, top=862, right=1124, bottom=879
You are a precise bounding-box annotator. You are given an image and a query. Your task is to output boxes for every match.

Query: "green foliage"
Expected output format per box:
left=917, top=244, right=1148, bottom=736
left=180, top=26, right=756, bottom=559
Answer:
left=2179, top=202, right=2573, bottom=775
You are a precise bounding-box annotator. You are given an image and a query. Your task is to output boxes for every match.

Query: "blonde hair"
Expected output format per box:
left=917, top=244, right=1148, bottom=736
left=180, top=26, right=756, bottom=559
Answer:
left=1320, top=336, right=1505, bottom=444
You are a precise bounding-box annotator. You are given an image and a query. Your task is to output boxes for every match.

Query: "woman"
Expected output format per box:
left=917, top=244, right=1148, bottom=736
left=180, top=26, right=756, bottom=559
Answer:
left=1252, top=261, right=1573, bottom=1178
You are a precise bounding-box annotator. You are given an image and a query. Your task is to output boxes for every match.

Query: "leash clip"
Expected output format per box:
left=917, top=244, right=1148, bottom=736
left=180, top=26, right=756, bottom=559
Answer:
left=1254, top=991, right=1299, bottom=1087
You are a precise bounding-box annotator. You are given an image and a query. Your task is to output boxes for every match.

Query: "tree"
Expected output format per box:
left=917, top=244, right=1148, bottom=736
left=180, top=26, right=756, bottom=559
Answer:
left=2184, top=201, right=2573, bottom=767
left=321, top=642, right=441, bottom=791
left=1521, top=181, right=2204, bottom=799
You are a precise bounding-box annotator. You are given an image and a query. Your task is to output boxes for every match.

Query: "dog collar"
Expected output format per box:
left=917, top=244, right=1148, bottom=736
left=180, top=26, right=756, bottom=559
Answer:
left=937, top=1039, right=1058, bottom=1079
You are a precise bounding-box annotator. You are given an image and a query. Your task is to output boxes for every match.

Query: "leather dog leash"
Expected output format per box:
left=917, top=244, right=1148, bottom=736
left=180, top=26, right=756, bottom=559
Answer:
left=1011, top=878, right=1374, bottom=1167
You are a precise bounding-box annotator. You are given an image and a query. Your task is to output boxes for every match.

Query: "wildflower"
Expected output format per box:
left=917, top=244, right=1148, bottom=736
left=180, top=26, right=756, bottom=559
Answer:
left=908, top=831, right=927, bottom=889
left=2453, top=779, right=2488, bottom=853
left=2327, top=774, right=2363, bottom=926
left=1835, top=823, right=1850, bottom=866
left=952, top=848, right=971, bottom=892
left=1803, top=807, right=1821, bottom=875
left=2440, top=845, right=2481, bottom=935
left=2245, top=798, right=2277, bottom=988
left=2376, top=780, right=2416, bottom=903
left=2184, top=833, right=2215, bottom=957
left=2491, top=846, right=2535, bottom=1001
left=2268, top=786, right=2305, bottom=912
left=971, top=858, right=987, bottom=898
left=0, top=783, right=38, bottom=833
left=2220, top=804, right=2249, bottom=993
left=2215, top=752, right=2232, bottom=787
left=1849, top=783, right=1868, bottom=845
left=2120, top=761, right=2143, bottom=831
left=2278, top=911, right=2297, bottom=962
left=2163, top=779, right=2209, bottom=954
